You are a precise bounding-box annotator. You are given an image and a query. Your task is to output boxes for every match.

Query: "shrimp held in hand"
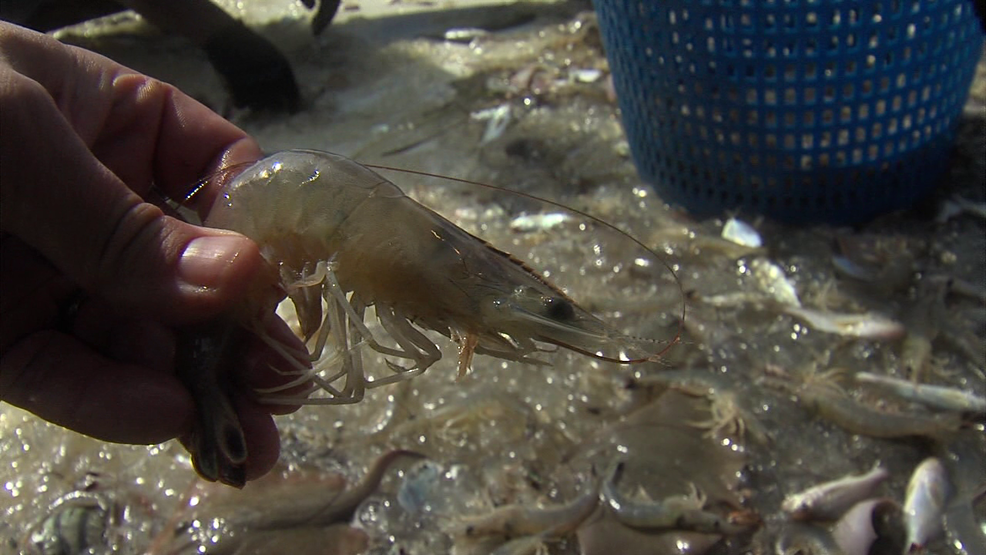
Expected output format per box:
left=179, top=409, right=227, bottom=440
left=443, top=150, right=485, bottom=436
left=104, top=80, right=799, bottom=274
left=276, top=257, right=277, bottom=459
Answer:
left=180, top=149, right=679, bottom=486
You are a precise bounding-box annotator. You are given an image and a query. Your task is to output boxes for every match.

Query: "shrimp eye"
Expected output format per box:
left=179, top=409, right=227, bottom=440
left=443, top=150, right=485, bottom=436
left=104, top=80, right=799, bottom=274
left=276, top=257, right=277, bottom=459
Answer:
left=543, top=296, right=575, bottom=321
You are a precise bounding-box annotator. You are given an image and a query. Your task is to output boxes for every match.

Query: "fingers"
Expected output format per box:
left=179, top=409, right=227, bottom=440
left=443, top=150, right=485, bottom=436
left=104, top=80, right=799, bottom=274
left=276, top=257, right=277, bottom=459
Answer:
left=65, top=296, right=177, bottom=376
left=243, top=315, right=311, bottom=387
left=0, top=329, right=195, bottom=445
left=241, top=315, right=312, bottom=416
left=233, top=395, right=283, bottom=481
left=0, top=327, right=283, bottom=480
left=0, top=242, right=296, bottom=485
left=94, top=73, right=263, bottom=211
left=0, top=76, right=263, bottom=324
left=1, top=21, right=266, bottom=324
left=93, top=212, right=266, bottom=324
left=0, top=235, right=76, bottom=354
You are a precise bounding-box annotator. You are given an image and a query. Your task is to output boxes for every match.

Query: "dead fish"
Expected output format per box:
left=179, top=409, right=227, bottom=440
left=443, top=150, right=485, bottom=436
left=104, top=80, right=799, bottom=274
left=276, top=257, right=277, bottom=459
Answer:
left=171, top=450, right=422, bottom=554
left=904, top=458, right=949, bottom=552
left=782, top=465, right=890, bottom=521
left=855, top=372, right=986, bottom=414
left=780, top=306, right=905, bottom=340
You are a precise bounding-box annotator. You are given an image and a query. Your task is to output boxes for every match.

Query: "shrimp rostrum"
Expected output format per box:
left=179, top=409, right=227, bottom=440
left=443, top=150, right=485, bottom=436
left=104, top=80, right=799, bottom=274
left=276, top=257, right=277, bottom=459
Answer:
left=183, top=149, right=674, bottom=485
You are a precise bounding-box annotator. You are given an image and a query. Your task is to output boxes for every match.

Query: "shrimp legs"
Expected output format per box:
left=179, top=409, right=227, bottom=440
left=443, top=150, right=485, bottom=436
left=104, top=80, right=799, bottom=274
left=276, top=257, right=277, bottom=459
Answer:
left=255, top=260, right=441, bottom=405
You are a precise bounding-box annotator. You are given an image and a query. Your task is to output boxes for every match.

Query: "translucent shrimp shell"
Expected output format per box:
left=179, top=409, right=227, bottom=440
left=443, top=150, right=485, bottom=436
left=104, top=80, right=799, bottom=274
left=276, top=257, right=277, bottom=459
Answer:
left=206, top=149, right=659, bottom=366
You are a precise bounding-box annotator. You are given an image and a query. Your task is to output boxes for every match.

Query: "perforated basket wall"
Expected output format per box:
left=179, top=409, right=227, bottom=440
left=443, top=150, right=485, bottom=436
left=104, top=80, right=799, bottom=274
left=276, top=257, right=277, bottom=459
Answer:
left=595, top=0, right=983, bottom=223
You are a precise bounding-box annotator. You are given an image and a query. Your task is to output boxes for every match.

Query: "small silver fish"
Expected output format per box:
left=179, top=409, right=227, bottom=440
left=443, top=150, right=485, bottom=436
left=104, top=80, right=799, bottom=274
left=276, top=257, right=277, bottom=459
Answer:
left=781, top=306, right=906, bottom=340
left=903, top=458, right=948, bottom=552
left=781, top=465, right=889, bottom=521
left=509, top=213, right=572, bottom=233
left=855, top=372, right=986, bottom=414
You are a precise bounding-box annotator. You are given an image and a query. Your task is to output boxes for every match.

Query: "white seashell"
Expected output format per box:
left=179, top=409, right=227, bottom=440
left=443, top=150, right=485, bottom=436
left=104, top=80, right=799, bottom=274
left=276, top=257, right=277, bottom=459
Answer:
left=721, top=217, right=762, bottom=248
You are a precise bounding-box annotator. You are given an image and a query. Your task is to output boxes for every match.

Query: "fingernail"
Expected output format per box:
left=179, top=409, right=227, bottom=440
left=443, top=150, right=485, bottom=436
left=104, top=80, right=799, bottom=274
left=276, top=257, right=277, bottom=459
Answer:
left=179, top=236, right=248, bottom=289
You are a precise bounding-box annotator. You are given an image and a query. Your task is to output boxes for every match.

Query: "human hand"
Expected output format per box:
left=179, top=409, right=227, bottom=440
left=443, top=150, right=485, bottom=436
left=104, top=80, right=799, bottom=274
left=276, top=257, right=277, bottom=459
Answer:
left=0, top=21, right=303, bottom=481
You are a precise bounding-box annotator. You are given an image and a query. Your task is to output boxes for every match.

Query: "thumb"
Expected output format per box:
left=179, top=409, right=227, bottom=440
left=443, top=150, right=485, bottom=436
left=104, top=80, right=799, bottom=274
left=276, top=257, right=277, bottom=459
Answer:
left=0, top=77, right=262, bottom=323
left=86, top=203, right=265, bottom=324
left=15, top=193, right=263, bottom=325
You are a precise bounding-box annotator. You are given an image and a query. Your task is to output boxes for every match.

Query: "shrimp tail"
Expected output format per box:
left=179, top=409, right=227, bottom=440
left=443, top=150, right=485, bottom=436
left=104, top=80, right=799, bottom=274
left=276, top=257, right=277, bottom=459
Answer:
left=176, top=318, right=250, bottom=488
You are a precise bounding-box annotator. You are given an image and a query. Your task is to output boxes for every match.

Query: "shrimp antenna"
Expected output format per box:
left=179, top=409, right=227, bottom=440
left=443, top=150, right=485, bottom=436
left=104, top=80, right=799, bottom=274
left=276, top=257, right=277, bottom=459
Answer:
left=186, top=161, right=259, bottom=203
left=170, top=161, right=263, bottom=225
left=146, top=184, right=186, bottom=218
left=363, top=163, right=686, bottom=363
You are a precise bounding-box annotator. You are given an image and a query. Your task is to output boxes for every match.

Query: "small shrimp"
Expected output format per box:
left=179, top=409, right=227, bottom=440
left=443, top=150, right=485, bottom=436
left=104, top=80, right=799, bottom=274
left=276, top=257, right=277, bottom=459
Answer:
left=602, top=461, right=759, bottom=535
left=631, top=372, right=769, bottom=443
left=797, top=379, right=963, bottom=440
left=179, top=149, right=681, bottom=485
left=770, top=366, right=963, bottom=440
left=687, top=388, right=770, bottom=444
left=166, top=450, right=417, bottom=555
left=489, top=534, right=552, bottom=555
left=854, top=372, right=986, bottom=414
left=462, top=487, right=595, bottom=555
left=900, top=332, right=935, bottom=382
left=451, top=479, right=599, bottom=539
left=779, top=305, right=906, bottom=340
left=899, top=278, right=949, bottom=381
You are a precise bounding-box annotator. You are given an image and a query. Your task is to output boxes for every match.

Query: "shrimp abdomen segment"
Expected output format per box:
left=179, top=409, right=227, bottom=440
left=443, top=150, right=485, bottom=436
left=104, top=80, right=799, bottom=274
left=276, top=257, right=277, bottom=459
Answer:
left=328, top=194, right=483, bottom=326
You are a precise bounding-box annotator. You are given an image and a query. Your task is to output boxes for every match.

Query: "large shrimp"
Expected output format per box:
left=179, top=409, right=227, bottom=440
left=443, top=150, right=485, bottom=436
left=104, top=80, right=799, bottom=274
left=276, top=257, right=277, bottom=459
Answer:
left=179, top=149, right=681, bottom=486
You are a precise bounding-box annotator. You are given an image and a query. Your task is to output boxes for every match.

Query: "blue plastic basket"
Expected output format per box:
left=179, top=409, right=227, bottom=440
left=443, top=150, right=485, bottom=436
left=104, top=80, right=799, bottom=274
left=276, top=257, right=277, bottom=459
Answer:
left=594, top=0, right=983, bottom=223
